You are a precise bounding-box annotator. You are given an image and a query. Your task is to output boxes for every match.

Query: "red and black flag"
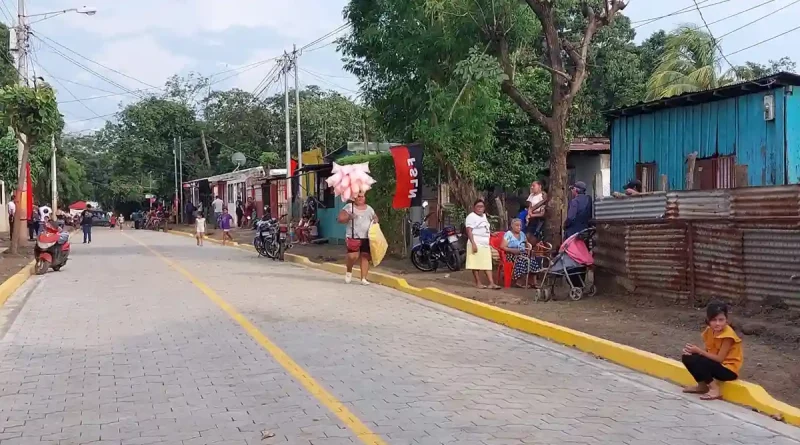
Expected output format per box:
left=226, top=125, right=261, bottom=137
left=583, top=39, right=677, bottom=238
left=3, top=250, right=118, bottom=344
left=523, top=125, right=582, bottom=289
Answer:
left=389, top=143, right=424, bottom=209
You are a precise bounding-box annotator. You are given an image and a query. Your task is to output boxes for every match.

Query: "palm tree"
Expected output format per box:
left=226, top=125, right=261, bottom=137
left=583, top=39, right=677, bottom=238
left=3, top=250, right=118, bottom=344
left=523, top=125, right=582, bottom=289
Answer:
left=645, top=26, right=735, bottom=101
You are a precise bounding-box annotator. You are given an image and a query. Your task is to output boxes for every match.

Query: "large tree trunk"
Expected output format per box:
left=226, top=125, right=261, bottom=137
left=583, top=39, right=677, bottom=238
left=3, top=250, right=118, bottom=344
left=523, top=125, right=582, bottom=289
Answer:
left=448, top=171, right=480, bottom=212
left=10, top=144, right=30, bottom=255
left=546, top=122, right=569, bottom=246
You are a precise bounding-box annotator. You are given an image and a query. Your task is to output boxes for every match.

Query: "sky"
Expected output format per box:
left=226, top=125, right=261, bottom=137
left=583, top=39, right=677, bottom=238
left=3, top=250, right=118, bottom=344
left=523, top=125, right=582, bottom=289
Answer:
left=4, top=0, right=800, bottom=133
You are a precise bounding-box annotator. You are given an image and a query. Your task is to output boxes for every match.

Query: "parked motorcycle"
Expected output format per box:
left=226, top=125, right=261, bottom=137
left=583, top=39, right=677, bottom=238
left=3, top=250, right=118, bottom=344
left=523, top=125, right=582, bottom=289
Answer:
left=34, top=223, right=71, bottom=275
left=410, top=202, right=462, bottom=272
left=253, top=216, right=280, bottom=259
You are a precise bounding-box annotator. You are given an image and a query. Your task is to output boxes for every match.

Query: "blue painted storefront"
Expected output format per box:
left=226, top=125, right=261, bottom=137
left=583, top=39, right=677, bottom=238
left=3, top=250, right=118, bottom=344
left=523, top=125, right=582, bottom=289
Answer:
left=609, top=73, right=800, bottom=192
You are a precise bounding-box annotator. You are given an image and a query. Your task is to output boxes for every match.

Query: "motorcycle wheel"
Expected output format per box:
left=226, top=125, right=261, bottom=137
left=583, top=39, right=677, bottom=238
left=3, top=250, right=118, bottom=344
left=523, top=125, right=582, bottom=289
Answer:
left=277, top=241, right=286, bottom=261
left=443, top=244, right=462, bottom=272
left=265, top=240, right=279, bottom=259
left=52, top=265, right=62, bottom=271
left=35, top=259, right=50, bottom=275
left=253, top=238, right=266, bottom=257
left=410, top=246, right=436, bottom=272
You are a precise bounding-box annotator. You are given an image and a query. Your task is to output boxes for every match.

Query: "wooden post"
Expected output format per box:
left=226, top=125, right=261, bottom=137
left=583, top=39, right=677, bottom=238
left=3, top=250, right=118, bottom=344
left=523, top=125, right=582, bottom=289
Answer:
left=659, top=174, right=668, bottom=192
left=734, top=165, right=749, bottom=187
left=686, top=152, right=698, bottom=190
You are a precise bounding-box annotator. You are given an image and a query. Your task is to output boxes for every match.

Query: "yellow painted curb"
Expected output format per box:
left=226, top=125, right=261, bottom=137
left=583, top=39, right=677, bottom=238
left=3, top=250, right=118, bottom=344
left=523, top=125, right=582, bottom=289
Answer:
left=163, top=229, right=800, bottom=425
left=0, top=259, right=35, bottom=308
left=280, top=253, right=800, bottom=426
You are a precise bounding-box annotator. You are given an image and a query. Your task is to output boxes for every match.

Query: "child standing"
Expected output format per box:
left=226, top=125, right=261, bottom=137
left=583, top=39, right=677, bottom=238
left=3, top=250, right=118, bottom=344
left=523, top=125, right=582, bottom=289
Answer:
left=118, top=214, right=124, bottom=230
left=682, top=301, right=743, bottom=400
left=194, top=212, right=206, bottom=246
left=219, top=207, right=234, bottom=245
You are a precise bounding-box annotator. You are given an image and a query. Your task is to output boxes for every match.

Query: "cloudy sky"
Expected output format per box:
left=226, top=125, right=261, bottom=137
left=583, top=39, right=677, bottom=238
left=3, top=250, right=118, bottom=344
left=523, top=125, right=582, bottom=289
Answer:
left=7, top=0, right=800, bottom=133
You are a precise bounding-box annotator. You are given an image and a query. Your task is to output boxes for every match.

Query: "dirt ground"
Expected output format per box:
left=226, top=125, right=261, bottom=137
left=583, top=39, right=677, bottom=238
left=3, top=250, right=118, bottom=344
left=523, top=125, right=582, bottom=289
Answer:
left=0, top=233, right=35, bottom=283
left=175, top=225, right=800, bottom=409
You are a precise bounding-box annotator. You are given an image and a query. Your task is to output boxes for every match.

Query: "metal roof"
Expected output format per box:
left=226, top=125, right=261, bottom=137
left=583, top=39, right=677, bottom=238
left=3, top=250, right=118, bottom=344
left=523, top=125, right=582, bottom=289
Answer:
left=605, top=71, right=800, bottom=118
left=569, top=137, right=610, bottom=152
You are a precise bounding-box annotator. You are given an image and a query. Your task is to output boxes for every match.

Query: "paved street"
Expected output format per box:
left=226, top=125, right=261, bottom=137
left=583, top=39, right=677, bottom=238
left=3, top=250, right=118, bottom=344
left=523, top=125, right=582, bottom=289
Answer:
left=0, top=230, right=797, bottom=445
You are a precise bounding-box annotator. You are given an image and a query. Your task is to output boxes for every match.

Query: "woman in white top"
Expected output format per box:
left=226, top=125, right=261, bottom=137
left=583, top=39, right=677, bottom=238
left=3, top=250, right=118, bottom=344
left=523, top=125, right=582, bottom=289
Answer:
left=465, top=199, right=499, bottom=289
left=526, top=180, right=547, bottom=244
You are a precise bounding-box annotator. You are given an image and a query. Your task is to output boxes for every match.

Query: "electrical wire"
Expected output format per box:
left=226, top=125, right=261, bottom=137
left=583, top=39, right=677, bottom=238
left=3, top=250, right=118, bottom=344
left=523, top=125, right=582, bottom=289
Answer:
left=299, top=67, right=359, bottom=94
left=31, top=34, right=148, bottom=99
left=632, top=0, right=729, bottom=29
left=691, top=0, right=735, bottom=70
left=34, top=31, right=159, bottom=89
left=32, top=54, right=104, bottom=119
left=717, top=0, right=800, bottom=40
left=0, top=0, right=13, bottom=23
left=299, top=24, right=350, bottom=52
left=724, top=23, right=800, bottom=58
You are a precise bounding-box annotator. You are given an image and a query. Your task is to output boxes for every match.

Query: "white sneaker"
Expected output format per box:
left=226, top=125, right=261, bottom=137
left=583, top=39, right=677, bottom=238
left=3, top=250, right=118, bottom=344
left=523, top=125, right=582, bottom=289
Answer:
left=345, top=272, right=352, bottom=284
left=361, top=279, right=370, bottom=286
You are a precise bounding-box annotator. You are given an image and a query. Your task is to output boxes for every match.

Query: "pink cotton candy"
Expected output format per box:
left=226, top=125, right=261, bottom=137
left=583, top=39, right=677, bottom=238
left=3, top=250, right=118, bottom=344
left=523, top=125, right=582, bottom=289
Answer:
left=350, top=180, right=362, bottom=196
left=342, top=187, right=352, bottom=202
left=326, top=172, right=342, bottom=187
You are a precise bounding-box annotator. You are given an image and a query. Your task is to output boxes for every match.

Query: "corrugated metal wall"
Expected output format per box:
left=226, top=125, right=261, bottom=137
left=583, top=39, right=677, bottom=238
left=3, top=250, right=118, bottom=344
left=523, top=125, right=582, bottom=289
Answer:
left=594, top=186, right=800, bottom=309
left=611, top=87, right=789, bottom=192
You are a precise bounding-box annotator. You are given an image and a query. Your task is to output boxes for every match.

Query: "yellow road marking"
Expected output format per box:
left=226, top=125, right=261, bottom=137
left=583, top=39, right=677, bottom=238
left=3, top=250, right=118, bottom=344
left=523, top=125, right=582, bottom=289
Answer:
left=123, top=232, right=389, bottom=445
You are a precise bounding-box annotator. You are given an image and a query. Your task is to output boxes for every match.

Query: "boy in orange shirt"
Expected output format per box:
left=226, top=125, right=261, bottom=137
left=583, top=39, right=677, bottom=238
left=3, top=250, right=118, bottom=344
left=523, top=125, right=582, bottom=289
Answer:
left=681, top=301, right=743, bottom=400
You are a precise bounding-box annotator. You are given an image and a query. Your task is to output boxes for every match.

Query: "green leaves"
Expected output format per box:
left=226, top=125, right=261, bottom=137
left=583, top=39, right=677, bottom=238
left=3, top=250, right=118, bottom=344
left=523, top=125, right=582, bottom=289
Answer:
left=0, top=84, right=61, bottom=146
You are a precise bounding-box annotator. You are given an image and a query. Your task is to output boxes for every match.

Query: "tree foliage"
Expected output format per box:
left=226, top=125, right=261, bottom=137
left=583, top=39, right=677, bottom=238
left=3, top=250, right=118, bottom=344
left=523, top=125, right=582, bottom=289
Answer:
left=64, top=75, right=370, bottom=210
left=646, top=27, right=797, bottom=100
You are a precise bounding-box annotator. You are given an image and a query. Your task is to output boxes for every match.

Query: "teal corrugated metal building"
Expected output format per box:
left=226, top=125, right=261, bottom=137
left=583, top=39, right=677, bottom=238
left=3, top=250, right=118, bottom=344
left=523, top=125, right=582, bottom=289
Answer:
left=607, top=72, right=800, bottom=192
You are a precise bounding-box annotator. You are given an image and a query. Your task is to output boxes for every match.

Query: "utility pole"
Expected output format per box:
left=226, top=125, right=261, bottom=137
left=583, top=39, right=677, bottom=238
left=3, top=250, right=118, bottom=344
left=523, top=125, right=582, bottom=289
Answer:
left=200, top=130, right=211, bottom=168
left=283, top=55, right=292, bottom=223
left=51, top=135, right=57, bottom=210
left=178, top=135, right=183, bottom=224
left=293, top=44, right=303, bottom=174
left=173, top=137, right=178, bottom=223
left=15, top=0, right=28, bottom=174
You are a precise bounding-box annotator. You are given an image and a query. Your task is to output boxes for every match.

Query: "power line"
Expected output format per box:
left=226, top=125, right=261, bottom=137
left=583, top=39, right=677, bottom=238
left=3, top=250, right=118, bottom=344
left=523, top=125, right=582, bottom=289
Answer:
left=67, top=112, right=117, bottom=124
left=700, top=0, right=777, bottom=29
left=724, top=23, right=800, bottom=58
left=633, top=0, right=729, bottom=29
left=31, top=51, right=104, bottom=119
left=299, top=67, right=359, bottom=94
left=299, top=24, right=350, bottom=52
left=691, top=0, right=735, bottom=70
left=34, top=31, right=159, bottom=89
left=0, top=1, right=13, bottom=23
left=31, top=34, right=148, bottom=99
left=717, top=0, right=800, bottom=40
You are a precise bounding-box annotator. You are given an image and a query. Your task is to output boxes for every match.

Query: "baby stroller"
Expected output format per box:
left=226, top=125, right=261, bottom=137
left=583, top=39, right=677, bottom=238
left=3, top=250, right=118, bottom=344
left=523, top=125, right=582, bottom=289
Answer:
left=536, top=227, right=596, bottom=301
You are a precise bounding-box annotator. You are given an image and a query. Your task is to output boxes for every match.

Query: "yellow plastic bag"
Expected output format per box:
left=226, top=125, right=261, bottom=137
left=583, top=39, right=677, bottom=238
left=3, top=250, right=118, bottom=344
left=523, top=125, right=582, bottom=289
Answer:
left=368, top=223, right=388, bottom=267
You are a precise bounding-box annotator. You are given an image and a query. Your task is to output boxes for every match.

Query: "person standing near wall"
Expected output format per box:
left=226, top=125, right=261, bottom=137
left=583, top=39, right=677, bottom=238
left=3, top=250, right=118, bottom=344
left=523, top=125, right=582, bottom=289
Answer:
left=211, top=195, right=223, bottom=229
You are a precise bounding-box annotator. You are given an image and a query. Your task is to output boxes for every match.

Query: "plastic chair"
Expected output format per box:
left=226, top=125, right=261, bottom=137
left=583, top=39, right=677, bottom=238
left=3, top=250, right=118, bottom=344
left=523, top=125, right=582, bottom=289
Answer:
left=489, top=232, right=514, bottom=288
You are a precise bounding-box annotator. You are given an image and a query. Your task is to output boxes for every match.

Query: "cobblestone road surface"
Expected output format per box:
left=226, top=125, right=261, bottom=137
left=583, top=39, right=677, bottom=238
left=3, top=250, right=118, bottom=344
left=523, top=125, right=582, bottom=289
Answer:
left=0, top=230, right=797, bottom=445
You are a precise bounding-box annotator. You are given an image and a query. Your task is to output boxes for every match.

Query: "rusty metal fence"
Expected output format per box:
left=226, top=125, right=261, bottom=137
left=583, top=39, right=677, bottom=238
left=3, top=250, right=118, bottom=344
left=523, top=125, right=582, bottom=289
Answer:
left=594, top=186, right=800, bottom=309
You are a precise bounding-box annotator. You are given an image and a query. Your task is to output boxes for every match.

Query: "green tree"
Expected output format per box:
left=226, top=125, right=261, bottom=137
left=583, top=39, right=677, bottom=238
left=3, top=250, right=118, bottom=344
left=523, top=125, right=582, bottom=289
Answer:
left=343, top=0, right=629, bottom=240
left=646, top=26, right=728, bottom=100
left=731, top=57, right=796, bottom=80
left=0, top=84, right=61, bottom=253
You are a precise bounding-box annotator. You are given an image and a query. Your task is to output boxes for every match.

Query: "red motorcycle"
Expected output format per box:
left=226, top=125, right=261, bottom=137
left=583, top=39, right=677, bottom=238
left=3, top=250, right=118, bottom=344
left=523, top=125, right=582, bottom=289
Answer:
left=34, top=224, right=71, bottom=275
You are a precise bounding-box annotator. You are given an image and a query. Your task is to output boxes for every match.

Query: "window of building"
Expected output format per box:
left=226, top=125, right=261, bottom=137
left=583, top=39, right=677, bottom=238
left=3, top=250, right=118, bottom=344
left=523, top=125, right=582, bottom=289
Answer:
left=635, top=162, right=657, bottom=192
